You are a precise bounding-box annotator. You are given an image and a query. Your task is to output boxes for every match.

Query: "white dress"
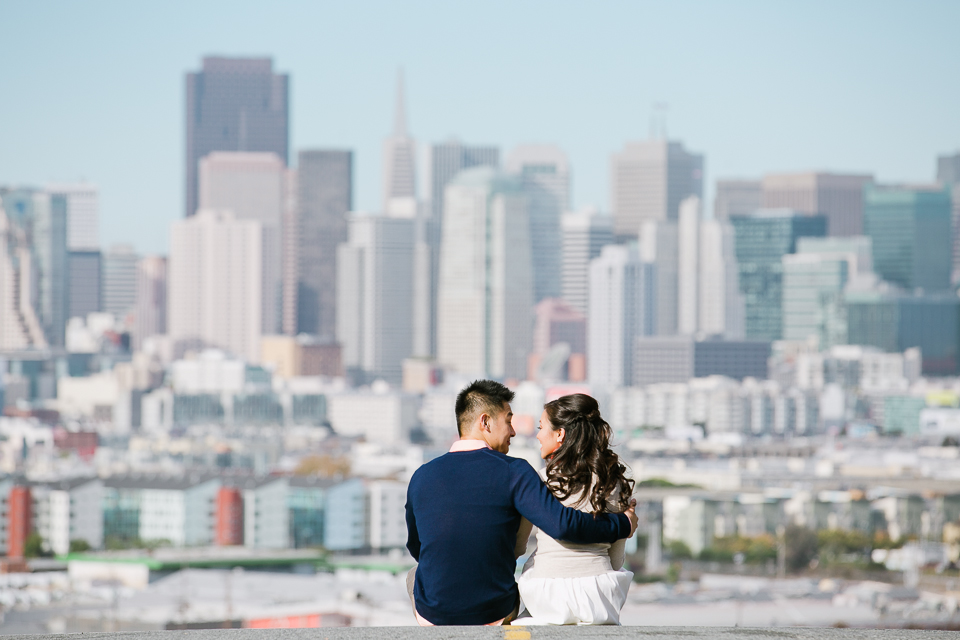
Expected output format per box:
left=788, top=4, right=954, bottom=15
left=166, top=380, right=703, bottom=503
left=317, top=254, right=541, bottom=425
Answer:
left=516, top=469, right=633, bottom=625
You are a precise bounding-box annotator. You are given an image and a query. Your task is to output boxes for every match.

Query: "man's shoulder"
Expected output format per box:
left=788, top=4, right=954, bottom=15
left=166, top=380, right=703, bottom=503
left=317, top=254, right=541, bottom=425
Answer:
left=411, top=449, right=529, bottom=480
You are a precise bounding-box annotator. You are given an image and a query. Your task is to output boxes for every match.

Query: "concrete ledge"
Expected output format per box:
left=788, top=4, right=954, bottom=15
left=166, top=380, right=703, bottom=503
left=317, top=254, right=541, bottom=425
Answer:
left=7, top=628, right=960, bottom=640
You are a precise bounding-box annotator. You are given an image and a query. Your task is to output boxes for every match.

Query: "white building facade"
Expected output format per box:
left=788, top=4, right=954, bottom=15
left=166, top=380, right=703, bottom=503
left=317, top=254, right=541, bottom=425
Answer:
left=198, top=151, right=289, bottom=334
left=588, top=244, right=657, bottom=387
left=436, top=168, right=533, bottom=379
left=561, top=207, right=614, bottom=316
left=337, top=214, right=415, bottom=383
left=168, top=210, right=263, bottom=362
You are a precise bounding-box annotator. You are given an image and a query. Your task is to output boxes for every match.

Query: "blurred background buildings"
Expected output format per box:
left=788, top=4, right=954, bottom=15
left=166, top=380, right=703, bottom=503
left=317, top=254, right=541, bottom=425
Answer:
left=1, top=37, right=960, bottom=630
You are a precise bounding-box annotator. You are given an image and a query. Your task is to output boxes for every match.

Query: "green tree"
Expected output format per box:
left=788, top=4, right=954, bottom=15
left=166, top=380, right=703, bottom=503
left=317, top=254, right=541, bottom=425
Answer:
left=785, top=524, right=819, bottom=572
left=666, top=539, right=692, bottom=559
left=24, top=532, right=48, bottom=558
left=69, top=539, right=92, bottom=553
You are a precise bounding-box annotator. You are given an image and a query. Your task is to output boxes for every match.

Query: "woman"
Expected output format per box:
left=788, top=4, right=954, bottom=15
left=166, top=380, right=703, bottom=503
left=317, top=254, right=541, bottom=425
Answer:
left=516, top=393, right=635, bottom=625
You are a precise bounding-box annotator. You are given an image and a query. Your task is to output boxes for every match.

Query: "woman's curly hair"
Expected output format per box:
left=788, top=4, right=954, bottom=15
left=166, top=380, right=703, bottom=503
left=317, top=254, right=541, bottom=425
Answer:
left=542, top=393, right=634, bottom=515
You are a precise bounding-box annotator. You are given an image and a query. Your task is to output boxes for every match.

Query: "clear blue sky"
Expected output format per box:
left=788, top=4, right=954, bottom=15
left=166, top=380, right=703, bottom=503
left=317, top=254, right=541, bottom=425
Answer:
left=1, top=0, right=958, bottom=254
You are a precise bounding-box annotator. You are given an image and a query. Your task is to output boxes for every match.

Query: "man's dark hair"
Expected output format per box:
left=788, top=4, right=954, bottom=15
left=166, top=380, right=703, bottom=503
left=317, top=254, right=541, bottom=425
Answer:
left=455, top=380, right=515, bottom=436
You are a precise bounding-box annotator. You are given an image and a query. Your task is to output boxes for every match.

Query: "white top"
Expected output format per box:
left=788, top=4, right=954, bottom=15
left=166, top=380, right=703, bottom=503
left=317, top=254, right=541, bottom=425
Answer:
left=520, top=468, right=626, bottom=579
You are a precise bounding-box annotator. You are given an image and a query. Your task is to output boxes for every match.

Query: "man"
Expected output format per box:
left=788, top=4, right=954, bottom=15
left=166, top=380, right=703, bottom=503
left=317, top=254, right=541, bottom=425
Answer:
left=405, top=380, right=637, bottom=626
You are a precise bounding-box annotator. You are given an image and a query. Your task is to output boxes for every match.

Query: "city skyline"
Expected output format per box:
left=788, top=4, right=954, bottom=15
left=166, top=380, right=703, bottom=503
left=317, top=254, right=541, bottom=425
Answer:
left=2, top=1, right=958, bottom=254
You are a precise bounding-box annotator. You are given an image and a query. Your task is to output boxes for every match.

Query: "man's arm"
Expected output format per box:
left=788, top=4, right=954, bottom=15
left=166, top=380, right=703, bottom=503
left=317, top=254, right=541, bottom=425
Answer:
left=405, top=497, right=421, bottom=561
left=511, top=461, right=636, bottom=544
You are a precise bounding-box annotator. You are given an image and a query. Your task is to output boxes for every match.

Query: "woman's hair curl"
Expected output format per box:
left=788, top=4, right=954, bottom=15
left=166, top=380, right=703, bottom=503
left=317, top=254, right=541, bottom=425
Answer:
left=542, top=393, right=634, bottom=515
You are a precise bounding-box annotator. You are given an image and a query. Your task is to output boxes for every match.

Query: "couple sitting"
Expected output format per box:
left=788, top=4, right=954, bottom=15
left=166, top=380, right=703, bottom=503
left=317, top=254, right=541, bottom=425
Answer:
left=405, top=380, right=637, bottom=626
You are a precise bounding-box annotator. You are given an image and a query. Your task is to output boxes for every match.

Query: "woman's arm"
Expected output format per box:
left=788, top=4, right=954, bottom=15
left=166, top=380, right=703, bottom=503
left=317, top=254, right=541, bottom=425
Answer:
left=609, top=537, right=626, bottom=571
left=515, top=517, right=533, bottom=559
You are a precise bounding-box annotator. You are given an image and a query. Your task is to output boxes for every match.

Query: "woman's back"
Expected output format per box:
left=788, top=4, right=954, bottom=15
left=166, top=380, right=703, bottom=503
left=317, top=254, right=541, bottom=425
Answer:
left=522, top=468, right=625, bottom=579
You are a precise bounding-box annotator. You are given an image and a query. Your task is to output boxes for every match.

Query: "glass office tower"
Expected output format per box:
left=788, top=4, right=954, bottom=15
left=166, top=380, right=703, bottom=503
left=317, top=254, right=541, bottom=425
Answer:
left=730, top=210, right=827, bottom=341
left=863, top=184, right=952, bottom=293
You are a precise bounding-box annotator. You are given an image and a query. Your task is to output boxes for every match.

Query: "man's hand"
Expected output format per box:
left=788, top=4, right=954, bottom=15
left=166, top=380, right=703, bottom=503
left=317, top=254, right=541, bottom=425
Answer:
left=625, top=498, right=638, bottom=537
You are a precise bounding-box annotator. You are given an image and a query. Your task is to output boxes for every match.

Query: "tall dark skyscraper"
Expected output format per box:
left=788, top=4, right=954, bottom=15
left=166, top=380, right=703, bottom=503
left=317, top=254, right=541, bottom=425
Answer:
left=184, top=57, right=289, bottom=217
left=297, top=150, right=352, bottom=338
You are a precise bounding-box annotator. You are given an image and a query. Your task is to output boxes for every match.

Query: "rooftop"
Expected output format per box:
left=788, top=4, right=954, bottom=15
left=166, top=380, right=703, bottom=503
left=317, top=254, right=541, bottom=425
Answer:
left=2, top=627, right=957, bottom=640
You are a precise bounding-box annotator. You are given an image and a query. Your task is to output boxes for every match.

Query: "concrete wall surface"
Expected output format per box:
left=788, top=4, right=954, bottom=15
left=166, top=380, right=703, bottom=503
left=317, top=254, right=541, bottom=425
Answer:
left=6, top=628, right=960, bottom=640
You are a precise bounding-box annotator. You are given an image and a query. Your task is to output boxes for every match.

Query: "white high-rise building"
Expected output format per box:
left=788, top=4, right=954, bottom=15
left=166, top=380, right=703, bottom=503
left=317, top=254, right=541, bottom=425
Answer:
left=699, top=217, right=746, bottom=338
left=46, top=183, right=99, bottom=251
left=506, top=144, right=570, bottom=302
left=381, top=70, right=417, bottom=214
left=168, top=210, right=263, bottom=362
left=677, top=197, right=700, bottom=334
left=437, top=168, right=533, bottom=379
left=421, top=141, right=499, bottom=357
left=646, top=196, right=744, bottom=339
left=198, top=151, right=287, bottom=335
left=677, top=195, right=745, bottom=338
left=610, top=140, right=703, bottom=238
left=639, top=220, right=678, bottom=336
left=588, top=244, right=657, bottom=387
left=561, top=207, right=614, bottom=315
left=102, top=244, right=139, bottom=320
left=0, top=204, right=47, bottom=349
left=337, top=213, right=415, bottom=383
left=133, top=255, right=167, bottom=352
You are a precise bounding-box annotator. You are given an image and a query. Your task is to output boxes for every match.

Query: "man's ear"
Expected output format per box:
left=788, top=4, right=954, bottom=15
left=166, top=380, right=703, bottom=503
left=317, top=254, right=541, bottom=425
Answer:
left=479, top=413, right=490, bottom=431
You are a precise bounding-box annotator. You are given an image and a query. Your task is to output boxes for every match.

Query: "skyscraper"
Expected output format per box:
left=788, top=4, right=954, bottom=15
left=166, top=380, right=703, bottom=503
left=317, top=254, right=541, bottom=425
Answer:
left=761, top=173, right=873, bottom=237
left=337, top=214, right=415, bottom=384
left=699, top=217, right=745, bottom=338
left=381, top=71, right=417, bottom=213
left=0, top=188, right=68, bottom=347
left=714, top=180, right=761, bottom=220
left=781, top=253, right=849, bottom=347
left=436, top=168, right=532, bottom=379
left=783, top=236, right=873, bottom=349
left=638, top=219, right=678, bottom=336
left=677, top=197, right=700, bottom=335
left=422, top=141, right=499, bottom=356
left=102, top=245, right=139, bottom=321
left=936, top=151, right=960, bottom=283
left=674, top=196, right=745, bottom=338
left=863, top=184, right=952, bottom=293
left=68, top=250, right=101, bottom=320
left=609, top=140, right=703, bottom=238
left=730, top=210, right=827, bottom=341
left=184, top=57, right=289, bottom=217
left=560, top=207, right=614, bottom=316
left=0, top=203, right=47, bottom=349
left=506, top=144, right=570, bottom=302
left=133, top=256, right=167, bottom=352
left=587, top=244, right=657, bottom=387
left=297, top=150, right=352, bottom=339
left=46, top=183, right=99, bottom=251
left=426, top=142, right=500, bottom=223
left=198, top=151, right=288, bottom=334
left=168, top=210, right=263, bottom=362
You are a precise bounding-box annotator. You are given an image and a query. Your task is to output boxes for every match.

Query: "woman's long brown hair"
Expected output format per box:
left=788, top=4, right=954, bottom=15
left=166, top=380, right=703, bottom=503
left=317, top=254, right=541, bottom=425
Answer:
left=543, top=393, right=634, bottom=515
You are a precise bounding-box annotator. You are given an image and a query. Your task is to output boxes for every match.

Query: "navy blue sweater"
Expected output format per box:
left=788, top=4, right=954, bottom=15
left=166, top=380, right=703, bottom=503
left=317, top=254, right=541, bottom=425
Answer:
left=405, top=448, right=630, bottom=625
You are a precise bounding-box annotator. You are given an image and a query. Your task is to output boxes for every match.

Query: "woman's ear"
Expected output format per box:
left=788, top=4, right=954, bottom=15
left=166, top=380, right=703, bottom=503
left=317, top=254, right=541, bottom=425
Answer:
left=557, top=428, right=565, bottom=444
